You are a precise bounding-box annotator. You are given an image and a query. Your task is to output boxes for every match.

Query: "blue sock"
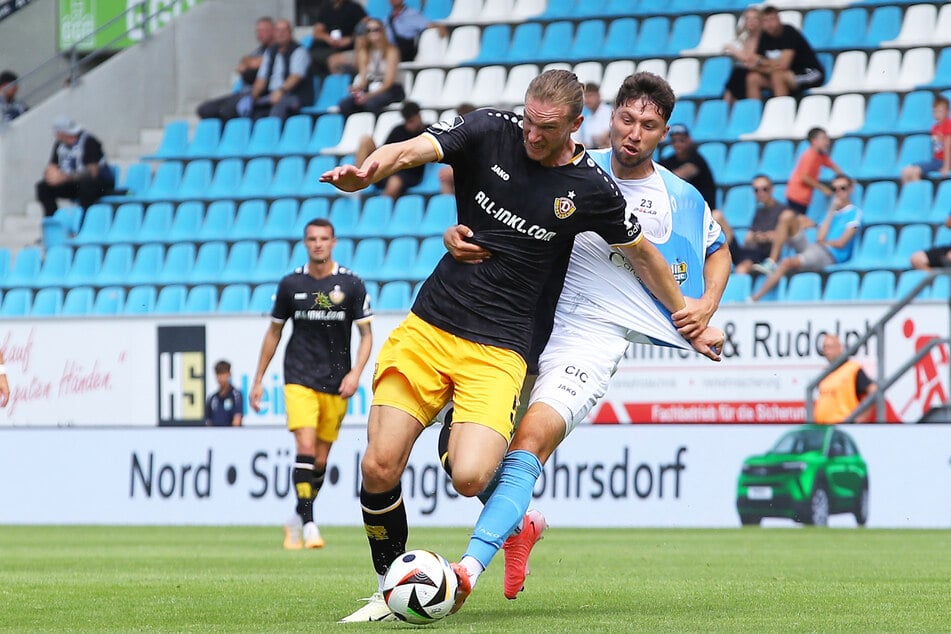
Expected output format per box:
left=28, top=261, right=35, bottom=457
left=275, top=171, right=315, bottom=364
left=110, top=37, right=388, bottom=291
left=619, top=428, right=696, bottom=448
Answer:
left=464, top=450, right=543, bottom=569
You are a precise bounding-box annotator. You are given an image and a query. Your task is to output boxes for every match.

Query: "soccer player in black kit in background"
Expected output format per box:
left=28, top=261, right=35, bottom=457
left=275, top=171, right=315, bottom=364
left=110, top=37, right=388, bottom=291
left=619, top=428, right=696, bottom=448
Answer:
left=322, top=69, right=690, bottom=622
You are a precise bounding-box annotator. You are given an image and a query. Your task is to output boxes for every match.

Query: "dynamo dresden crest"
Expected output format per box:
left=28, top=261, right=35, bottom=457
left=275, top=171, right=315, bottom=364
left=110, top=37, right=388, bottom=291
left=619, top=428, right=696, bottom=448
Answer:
left=554, top=196, right=576, bottom=219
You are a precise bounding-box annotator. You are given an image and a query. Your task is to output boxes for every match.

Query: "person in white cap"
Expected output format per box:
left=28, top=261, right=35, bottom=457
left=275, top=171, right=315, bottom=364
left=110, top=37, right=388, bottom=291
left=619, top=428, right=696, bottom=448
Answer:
left=35, top=115, right=114, bottom=217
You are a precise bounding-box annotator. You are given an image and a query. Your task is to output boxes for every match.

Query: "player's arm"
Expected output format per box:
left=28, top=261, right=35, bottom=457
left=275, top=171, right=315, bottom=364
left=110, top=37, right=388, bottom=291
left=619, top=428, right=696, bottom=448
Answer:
left=673, top=241, right=731, bottom=338
left=232, top=391, right=244, bottom=427
left=319, top=135, right=440, bottom=192
left=250, top=321, right=284, bottom=412
left=443, top=224, right=492, bottom=263
left=340, top=320, right=373, bottom=399
left=616, top=237, right=686, bottom=315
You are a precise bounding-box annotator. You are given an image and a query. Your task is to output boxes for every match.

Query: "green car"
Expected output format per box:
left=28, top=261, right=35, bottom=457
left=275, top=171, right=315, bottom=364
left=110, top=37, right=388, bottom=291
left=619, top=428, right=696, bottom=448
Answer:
left=736, top=425, right=869, bottom=526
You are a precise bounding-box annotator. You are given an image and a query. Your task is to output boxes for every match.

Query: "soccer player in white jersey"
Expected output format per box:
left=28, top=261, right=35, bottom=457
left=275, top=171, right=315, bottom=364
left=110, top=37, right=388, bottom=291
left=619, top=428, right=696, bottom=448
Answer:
left=444, top=72, right=731, bottom=610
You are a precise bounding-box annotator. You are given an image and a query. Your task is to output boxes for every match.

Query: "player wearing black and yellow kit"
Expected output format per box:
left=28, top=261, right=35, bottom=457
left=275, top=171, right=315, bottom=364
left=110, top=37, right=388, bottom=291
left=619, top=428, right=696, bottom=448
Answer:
left=250, top=218, right=373, bottom=550
left=322, top=69, right=688, bottom=622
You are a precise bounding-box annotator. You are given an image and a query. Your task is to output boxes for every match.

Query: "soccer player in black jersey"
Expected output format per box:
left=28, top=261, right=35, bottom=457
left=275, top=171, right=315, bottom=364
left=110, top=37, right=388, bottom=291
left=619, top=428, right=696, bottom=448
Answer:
left=322, top=69, right=688, bottom=622
left=249, top=219, right=373, bottom=550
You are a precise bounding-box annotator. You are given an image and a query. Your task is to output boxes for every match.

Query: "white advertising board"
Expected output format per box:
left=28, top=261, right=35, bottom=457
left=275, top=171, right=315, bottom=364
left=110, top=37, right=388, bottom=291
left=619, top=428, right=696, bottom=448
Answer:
left=0, top=302, right=947, bottom=425
left=0, top=425, right=947, bottom=528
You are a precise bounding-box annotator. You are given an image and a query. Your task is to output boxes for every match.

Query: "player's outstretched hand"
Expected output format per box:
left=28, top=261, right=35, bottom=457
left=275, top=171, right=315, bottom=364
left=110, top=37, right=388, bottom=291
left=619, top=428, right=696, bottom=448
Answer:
left=318, top=161, right=379, bottom=192
left=249, top=382, right=264, bottom=413
left=672, top=296, right=715, bottom=339
left=444, top=224, right=492, bottom=264
left=690, top=326, right=724, bottom=362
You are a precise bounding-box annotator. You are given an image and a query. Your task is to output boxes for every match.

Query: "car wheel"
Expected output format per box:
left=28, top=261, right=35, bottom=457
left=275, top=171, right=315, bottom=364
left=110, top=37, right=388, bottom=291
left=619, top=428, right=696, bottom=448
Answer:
left=805, top=485, right=830, bottom=526
left=739, top=514, right=760, bottom=526
left=854, top=484, right=869, bottom=527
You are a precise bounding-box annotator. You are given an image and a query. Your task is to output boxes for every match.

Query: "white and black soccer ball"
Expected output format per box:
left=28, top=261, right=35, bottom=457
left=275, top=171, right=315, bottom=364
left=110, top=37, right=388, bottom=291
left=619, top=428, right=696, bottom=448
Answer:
left=382, top=549, right=458, bottom=624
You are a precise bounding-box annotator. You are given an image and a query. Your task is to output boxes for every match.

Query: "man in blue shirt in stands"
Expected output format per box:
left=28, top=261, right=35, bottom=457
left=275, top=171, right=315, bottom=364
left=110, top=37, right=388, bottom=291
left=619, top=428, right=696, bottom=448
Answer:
left=206, top=360, right=244, bottom=427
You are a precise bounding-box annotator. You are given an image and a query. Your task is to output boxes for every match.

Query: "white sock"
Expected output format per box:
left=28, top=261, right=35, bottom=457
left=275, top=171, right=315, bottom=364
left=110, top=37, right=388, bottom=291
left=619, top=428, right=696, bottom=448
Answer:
left=376, top=572, right=386, bottom=592
left=460, top=555, right=485, bottom=588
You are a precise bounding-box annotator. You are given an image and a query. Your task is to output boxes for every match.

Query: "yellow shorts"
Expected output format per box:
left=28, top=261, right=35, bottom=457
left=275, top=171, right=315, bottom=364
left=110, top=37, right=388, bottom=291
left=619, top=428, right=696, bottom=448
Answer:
left=284, top=384, right=348, bottom=443
left=372, top=312, right=526, bottom=439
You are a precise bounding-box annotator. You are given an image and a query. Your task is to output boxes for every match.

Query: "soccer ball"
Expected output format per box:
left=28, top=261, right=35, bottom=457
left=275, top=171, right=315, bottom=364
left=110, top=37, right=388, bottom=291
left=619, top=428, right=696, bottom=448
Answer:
left=382, top=549, right=458, bottom=624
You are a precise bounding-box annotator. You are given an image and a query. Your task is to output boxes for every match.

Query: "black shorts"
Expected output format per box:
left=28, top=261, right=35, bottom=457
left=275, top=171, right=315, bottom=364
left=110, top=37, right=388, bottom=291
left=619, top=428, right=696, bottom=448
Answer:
left=925, top=246, right=951, bottom=268
left=787, top=199, right=809, bottom=215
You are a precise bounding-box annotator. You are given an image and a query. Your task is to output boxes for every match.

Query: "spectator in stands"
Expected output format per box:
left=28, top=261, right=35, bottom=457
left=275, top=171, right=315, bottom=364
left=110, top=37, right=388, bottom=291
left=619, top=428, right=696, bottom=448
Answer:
left=36, top=116, right=115, bottom=217
left=0, top=349, right=9, bottom=408
left=814, top=333, right=877, bottom=424
left=309, top=0, right=368, bottom=77
left=354, top=101, right=428, bottom=199
left=383, top=0, right=448, bottom=63
left=751, top=174, right=861, bottom=300
left=438, top=102, right=476, bottom=195
left=205, top=360, right=243, bottom=427
left=722, top=6, right=762, bottom=105
left=910, top=214, right=951, bottom=271
left=575, top=82, right=611, bottom=149
left=659, top=124, right=718, bottom=211
left=196, top=17, right=275, bottom=120
left=238, top=19, right=314, bottom=120
left=746, top=4, right=825, bottom=100
left=0, top=70, right=27, bottom=122
left=337, top=18, right=405, bottom=117
left=900, top=95, right=951, bottom=184
left=713, top=174, right=786, bottom=274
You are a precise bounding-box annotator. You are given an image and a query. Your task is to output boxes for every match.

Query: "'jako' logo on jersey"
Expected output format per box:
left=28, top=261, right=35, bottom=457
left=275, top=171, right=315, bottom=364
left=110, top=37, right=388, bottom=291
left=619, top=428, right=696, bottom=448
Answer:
left=554, top=196, right=576, bottom=219
left=491, top=164, right=510, bottom=180
left=430, top=116, right=464, bottom=135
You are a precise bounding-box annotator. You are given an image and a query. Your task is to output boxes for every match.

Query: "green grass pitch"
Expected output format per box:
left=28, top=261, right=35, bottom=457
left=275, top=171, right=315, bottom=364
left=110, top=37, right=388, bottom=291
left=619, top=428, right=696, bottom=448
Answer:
left=1, top=526, right=948, bottom=632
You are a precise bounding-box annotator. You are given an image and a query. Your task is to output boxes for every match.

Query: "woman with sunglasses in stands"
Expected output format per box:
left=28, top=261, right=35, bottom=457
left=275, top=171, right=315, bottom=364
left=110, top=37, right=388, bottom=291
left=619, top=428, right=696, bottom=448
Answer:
left=338, top=18, right=405, bottom=117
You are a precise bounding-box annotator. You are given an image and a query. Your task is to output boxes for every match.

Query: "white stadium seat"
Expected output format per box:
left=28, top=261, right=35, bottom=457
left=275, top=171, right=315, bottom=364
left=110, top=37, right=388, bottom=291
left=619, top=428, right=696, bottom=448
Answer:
left=882, top=4, right=937, bottom=47
left=600, top=60, right=636, bottom=101
left=470, top=65, right=507, bottom=107
left=863, top=49, right=901, bottom=92
left=811, top=50, right=867, bottom=95
left=667, top=57, right=700, bottom=97
left=437, top=67, right=476, bottom=109
left=897, top=47, right=935, bottom=90
left=742, top=96, right=796, bottom=141
left=407, top=68, right=446, bottom=109
left=401, top=28, right=448, bottom=70
left=442, top=0, right=484, bottom=25
left=443, top=25, right=481, bottom=66
left=572, top=61, right=604, bottom=86
left=502, top=64, right=540, bottom=107
left=320, top=112, right=376, bottom=156
left=791, top=94, right=831, bottom=139
left=826, top=93, right=866, bottom=138
left=681, top=13, right=737, bottom=57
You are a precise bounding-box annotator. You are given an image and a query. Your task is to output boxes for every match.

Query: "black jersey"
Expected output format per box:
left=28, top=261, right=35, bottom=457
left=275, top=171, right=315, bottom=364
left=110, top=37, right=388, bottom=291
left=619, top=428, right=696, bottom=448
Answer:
left=271, top=264, right=373, bottom=394
left=413, top=108, right=642, bottom=358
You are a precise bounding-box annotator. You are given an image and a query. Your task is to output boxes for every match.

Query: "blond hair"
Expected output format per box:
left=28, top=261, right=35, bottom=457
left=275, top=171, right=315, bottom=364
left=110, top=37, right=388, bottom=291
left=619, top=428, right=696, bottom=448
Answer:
left=525, top=69, right=584, bottom=120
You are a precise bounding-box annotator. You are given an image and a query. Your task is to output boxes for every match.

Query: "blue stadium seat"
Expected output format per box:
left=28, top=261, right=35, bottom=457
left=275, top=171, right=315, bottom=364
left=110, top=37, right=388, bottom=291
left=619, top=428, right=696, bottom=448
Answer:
left=184, top=284, right=218, bottom=313
left=219, top=284, right=251, bottom=313
left=827, top=7, right=868, bottom=51
left=696, top=142, right=726, bottom=185
left=721, top=142, right=760, bottom=186
left=721, top=186, right=755, bottom=229
left=378, top=237, right=419, bottom=282
left=167, top=201, right=204, bottom=243
left=230, top=199, right=267, bottom=242
left=124, top=285, right=157, bottom=314
left=71, top=203, right=112, bottom=246
left=668, top=14, right=702, bottom=53
left=690, top=100, right=728, bottom=143
left=184, top=118, right=222, bottom=158
left=891, top=223, right=933, bottom=269
left=215, top=117, right=252, bottom=158
left=190, top=241, right=228, bottom=284
left=298, top=197, right=331, bottom=226
left=250, top=283, right=278, bottom=313
left=328, top=197, right=361, bottom=238
left=31, top=286, right=64, bottom=316
left=850, top=225, right=897, bottom=271
left=929, top=181, right=951, bottom=225
left=250, top=240, right=290, bottom=284
left=353, top=195, right=393, bottom=238
left=155, top=284, right=187, bottom=313
left=363, top=280, right=379, bottom=306
left=174, top=159, right=213, bottom=201
left=351, top=238, right=386, bottom=280
left=601, top=17, right=638, bottom=60
left=197, top=200, right=236, bottom=242
left=96, top=244, right=134, bottom=287
left=409, top=236, right=445, bottom=280
left=131, top=201, right=173, bottom=245
left=898, top=134, right=933, bottom=174
left=104, top=202, right=144, bottom=244
left=261, top=198, right=300, bottom=241
left=721, top=273, right=752, bottom=304
left=205, top=158, right=243, bottom=200
left=851, top=92, right=898, bottom=138
left=385, top=195, right=425, bottom=238
left=423, top=0, right=450, bottom=20
left=420, top=195, right=456, bottom=236
left=303, top=74, right=352, bottom=115
left=784, top=272, right=822, bottom=302
left=334, top=238, right=355, bottom=269
left=51, top=206, right=83, bottom=237
left=692, top=56, right=731, bottom=99
left=932, top=274, right=950, bottom=300
left=668, top=100, right=695, bottom=130
left=101, top=162, right=151, bottom=202
left=0, top=287, right=31, bottom=315
left=35, top=245, right=73, bottom=288
left=894, top=181, right=934, bottom=225
left=633, top=16, right=669, bottom=58
left=219, top=240, right=259, bottom=285
left=61, top=286, right=94, bottom=316
left=157, top=242, right=196, bottom=285
left=751, top=274, right=785, bottom=303
left=407, top=162, right=442, bottom=196
left=235, top=157, right=274, bottom=199
left=2, top=246, right=42, bottom=289
left=275, top=114, right=314, bottom=156
left=92, top=286, right=126, bottom=315
left=827, top=137, right=863, bottom=179
left=569, top=19, right=605, bottom=61
left=865, top=5, right=901, bottom=47
left=802, top=9, right=834, bottom=50
left=469, top=24, right=511, bottom=65
left=377, top=281, right=412, bottom=310
left=896, top=91, right=934, bottom=135
left=0, top=248, right=9, bottom=287
left=922, top=48, right=951, bottom=90
left=127, top=243, right=165, bottom=286
left=861, top=181, right=898, bottom=226
left=64, top=244, right=103, bottom=287
left=507, top=22, right=543, bottom=64
left=243, top=116, right=282, bottom=157
left=300, top=155, right=340, bottom=197
left=895, top=269, right=932, bottom=300
left=858, top=269, right=896, bottom=300
left=856, top=136, right=898, bottom=180
left=268, top=156, right=306, bottom=198
left=723, top=99, right=762, bottom=139
left=138, top=160, right=183, bottom=202
left=537, top=21, right=575, bottom=63
left=540, top=0, right=578, bottom=18
left=823, top=270, right=860, bottom=301
left=144, top=120, right=190, bottom=160
left=759, top=140, right=795, bottom=184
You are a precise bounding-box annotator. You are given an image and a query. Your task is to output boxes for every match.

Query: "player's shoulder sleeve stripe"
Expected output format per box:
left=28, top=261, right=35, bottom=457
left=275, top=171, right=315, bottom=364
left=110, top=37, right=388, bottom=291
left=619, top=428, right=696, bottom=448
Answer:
left=607, top=231, right=643, bottom=249
left=421, top=132, right=444, bottom=161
